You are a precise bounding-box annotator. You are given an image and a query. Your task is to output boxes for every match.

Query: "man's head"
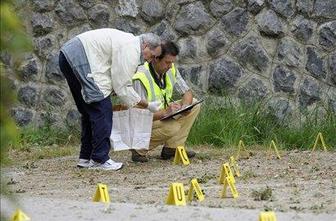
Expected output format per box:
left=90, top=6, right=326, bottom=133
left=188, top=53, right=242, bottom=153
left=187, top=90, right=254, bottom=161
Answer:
left=153, top=41, right=179, bottom=75
left=140, top=33, right=161, bottom=62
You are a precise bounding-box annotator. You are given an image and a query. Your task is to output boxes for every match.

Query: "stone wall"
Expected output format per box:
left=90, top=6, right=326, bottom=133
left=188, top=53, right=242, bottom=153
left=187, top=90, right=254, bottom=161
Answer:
left=4, top=0, right=336, bottom=127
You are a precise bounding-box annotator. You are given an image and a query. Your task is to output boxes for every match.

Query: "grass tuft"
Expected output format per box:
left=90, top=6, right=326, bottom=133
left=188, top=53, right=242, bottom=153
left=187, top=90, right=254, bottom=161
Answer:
left=187, top=97, right=336, bottom=150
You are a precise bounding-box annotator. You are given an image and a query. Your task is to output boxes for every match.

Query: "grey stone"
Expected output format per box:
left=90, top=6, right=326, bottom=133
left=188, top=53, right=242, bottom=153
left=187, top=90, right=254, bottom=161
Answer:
left=88, top=4, right=110, bottom=28
left=299, top=78, right=321, bottom=108
left=175, top=1, right=215, bottom=35
left=247, top=0, right=264, bottom=15
left=18, top=57, right=38, bottom=81
left=39, top=112, right=61, bottom=127
left=11, top=108, right=33, bottom=126
left=114, top=18, right=145, bottom=35
left=329, top=53, right=336, bottom=85
left=44, top=88, right=66, bottom=107
left=291, top=16, right=315, bottom=43
left=55, top=0, right=86, bottom=27
left=67, top=24, right=92, bottom=40
left=209, top=58, right=244, bottom=95
left=31, top=0, right=54, bottom=12
left=179, top=65, right=202, bottom=85
left=46, top=53, right=64, bottom=84
left=78, top=0, right=96, bottom=9
left=18, top=86, right=37, bottom=107
left=221, top=8, right=249, bottom=36
left=257, top=10, right=284, bottom=37
left=273, top=65, right=296, bottom=93
left=268, top=99, right=292, bottom=121
left=269, top=0, right=295, bottom=18
left=277, top=38, right=303, bottom=67
left=66, top=109, right=81, bottom=127
left=232, top=36, right=269, bottom=72
left=206, top=28, right=228, bottom=57
left=177, top=37, right=197, bottom=62
left=313, top=0, right=336, bottom=19
left=296, top=0, right=313, bottom=15
left=305, top=47, right=326, bottom=80
left=116, top=0, right=138, bottom=17
left=141, top=0, right=164, bottom=24
left=31, top=13, right=54, bottom=37
left=33, top=35, right=55, bottom=58
left=151, top=20, right=178, bottom=41
left=329, top=99, right=336, bottom=113
left=318, top=21, right=336, bottom=50
left=209, top=0, right=234, bottom=18
left=238, top=78, right=268, bottom=103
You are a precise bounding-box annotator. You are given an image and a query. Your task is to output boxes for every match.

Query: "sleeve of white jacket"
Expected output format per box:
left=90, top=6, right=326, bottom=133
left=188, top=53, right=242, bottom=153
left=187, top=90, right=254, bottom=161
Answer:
left=110, top=45, right=141, bottom=107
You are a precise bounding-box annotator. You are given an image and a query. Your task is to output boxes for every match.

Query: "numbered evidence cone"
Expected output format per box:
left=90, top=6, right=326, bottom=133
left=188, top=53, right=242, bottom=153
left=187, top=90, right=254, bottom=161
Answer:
left=93, top=183, right=110, bottom=203
left=312, top=132, right=328, bottom=152
left=187, top=178, right=205, bottom=202
left=11, top=209, right=30, bottom=221
left=173, top=146, right=190, bottom=166
left=221, top=176, right=239, bottom=199
left=229, top=156, right=241, bottom=177
left=219, top=163, right=239, bottom=199
left=219, top=163, right=235, bottom=184
left=166, top=183, right=186, bottom=206
left=236, top=140, right=250, bottom=160
left=268, top=140, right=281, bottom=159
left=259, top=211, right=277, bottom=221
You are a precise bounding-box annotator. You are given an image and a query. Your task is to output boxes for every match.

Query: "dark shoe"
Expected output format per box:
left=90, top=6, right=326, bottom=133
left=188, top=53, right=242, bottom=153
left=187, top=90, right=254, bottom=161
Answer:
left=131, top=150, right=149, bottom=163
left=160, top=146, right=196, bottom=160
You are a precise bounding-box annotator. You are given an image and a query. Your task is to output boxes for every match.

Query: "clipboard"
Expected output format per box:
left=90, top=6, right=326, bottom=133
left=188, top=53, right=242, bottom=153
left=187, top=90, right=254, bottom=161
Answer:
left=160, top=99, right=204, bottom=121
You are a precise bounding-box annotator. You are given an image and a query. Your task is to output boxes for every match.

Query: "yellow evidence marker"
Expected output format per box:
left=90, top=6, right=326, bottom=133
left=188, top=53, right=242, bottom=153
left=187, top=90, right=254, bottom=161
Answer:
left=259, top=211, right=277, bottom=221
left=219, top=163, right=235, bottom=184
left=268, top=140, right=281, bottom=159
left=312, top=132, right=328, bottom=152
left=11, top=209, right=30, bottom=221
left=93, top=183, right=110, bottom=203
left=229, top=156, right=241, bottom=177
left=166, top=183, right=186, bottom=206
left=221, top=176, right=239, bottom=199
left=235, top=139, right=247, bottom=159
left=187, top=178, right=205, bottom=202
left=173, top=146, right=190, bottom=166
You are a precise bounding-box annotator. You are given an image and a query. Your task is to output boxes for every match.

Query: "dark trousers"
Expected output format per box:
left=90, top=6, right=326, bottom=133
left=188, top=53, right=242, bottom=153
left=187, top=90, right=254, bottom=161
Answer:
left=59, top=52, right=112, bottom=163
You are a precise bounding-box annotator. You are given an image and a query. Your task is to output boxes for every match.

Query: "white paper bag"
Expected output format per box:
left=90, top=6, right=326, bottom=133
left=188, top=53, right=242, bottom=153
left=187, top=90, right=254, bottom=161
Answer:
left=110, top=108, right=153, bottom=151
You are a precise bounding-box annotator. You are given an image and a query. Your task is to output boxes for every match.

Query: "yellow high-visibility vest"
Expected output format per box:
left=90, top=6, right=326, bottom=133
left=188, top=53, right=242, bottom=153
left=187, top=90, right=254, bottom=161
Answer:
left=133, top=62, right=176, bottom=109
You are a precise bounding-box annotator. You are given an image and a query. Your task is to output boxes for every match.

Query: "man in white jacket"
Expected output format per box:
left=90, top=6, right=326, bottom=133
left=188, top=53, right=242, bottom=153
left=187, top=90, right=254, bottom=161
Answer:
left=59, top=28, right=162, bottom=170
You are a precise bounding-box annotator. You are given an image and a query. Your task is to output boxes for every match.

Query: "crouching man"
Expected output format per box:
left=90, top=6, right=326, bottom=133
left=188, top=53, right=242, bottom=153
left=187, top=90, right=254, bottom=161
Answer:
left=131, top=41, right=200, bottom=162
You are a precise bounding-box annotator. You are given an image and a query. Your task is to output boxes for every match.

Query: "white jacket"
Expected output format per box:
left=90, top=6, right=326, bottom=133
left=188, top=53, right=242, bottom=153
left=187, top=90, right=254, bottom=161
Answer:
left=75, top=28, right=142, bottom=106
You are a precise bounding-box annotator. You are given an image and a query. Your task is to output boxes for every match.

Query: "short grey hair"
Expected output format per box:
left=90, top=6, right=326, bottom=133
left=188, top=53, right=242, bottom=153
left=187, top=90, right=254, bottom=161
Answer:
left=139, top=33, right=161, bottom=50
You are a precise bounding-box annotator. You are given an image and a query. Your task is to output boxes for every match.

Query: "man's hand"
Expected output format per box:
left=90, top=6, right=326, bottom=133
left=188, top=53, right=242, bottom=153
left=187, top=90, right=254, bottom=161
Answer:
left=166, top=102, right=182, bottom=114
left=181, top=104, right=192, bottom=116
left=148, top=101, right=161, bottom=113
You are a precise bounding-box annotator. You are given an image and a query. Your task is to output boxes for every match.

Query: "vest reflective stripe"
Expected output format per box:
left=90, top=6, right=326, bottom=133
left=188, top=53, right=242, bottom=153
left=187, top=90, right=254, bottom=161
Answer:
left=133, top=62, right=177, bottom=108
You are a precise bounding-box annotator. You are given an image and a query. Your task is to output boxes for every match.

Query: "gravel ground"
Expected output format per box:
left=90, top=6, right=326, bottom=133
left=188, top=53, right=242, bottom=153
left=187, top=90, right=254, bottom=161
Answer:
left=1, top=146, right=336, bottom=220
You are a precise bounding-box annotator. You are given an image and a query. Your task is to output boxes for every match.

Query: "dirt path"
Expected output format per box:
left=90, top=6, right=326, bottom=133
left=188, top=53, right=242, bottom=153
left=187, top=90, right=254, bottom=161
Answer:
left=2, top=146, right=336, bottom=220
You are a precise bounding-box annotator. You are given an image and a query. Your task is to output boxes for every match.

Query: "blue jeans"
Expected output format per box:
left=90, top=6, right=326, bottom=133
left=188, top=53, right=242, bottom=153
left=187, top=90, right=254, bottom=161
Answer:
left=59, top=51, right=112, bottom=163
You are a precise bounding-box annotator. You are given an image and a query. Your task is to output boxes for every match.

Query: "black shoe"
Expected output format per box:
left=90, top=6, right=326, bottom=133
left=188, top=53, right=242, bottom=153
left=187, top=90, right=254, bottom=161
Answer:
left=131, top=150, right=149, bottom=163
left=160, top=146, right=196, bottom=160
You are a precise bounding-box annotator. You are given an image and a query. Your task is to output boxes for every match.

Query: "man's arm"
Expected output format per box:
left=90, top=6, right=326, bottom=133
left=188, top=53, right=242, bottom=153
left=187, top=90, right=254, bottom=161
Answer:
left=133, top=80, right=171, bottom=120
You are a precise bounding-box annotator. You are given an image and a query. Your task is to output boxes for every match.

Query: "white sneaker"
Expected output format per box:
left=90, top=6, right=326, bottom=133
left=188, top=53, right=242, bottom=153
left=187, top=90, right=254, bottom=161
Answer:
left=90, top=159, right=123, bottom=171
left=77, top=159, right=93, bottom=168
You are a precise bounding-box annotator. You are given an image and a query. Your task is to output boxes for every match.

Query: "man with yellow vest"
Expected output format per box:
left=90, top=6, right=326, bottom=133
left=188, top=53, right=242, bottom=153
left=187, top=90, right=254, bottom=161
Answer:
left=131, top=41, right=200, bottom=162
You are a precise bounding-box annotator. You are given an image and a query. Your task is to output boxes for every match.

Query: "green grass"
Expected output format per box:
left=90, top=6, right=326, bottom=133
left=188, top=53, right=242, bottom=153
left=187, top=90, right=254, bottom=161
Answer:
left=187, top=97, right=336, bottom=150
left=17, top=124, right=80, bottom=147
left=4, top=123, right=80, bottom=164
